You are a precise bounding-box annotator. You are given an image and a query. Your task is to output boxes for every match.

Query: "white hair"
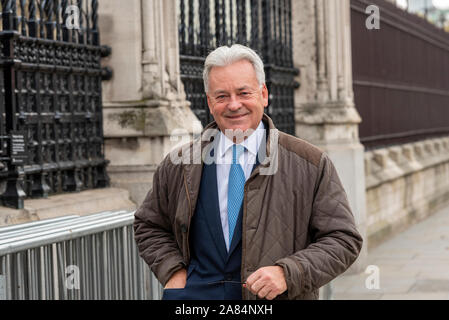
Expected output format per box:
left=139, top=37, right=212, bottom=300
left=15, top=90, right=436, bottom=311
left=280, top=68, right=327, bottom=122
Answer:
left=203, top=44, right=266, bottom=93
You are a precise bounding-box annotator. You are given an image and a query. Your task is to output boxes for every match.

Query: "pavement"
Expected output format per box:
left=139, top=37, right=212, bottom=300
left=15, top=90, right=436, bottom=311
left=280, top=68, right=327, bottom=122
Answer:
left=331, top=205, right=449, bottom=300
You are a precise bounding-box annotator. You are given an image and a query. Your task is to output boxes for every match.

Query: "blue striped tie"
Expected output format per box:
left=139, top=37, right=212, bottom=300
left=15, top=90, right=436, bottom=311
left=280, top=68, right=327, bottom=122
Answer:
left=227, top=144, right=246, bottom=247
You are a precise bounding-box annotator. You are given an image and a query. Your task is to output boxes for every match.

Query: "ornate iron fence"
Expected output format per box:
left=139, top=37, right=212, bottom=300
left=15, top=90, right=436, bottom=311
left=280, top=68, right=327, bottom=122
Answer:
left=0, top=0, right=111, bottom=209
left=178, top=0, right=299, bottom=134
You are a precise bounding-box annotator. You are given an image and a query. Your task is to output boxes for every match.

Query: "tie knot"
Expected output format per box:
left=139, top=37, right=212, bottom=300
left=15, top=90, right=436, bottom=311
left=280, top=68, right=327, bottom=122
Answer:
left=232, top=144, right=245, bottom=164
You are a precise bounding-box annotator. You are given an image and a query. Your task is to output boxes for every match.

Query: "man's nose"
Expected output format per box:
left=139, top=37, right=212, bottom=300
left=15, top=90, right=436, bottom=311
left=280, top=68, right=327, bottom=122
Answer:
left=227, top=95, right=242, bottom=111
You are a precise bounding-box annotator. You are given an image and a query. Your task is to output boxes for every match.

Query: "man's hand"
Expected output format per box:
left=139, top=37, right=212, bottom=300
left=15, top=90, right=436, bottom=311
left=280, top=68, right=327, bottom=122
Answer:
left=244, top=266, right=287, bottom=300
left=164, top=268, right=187, bottom=289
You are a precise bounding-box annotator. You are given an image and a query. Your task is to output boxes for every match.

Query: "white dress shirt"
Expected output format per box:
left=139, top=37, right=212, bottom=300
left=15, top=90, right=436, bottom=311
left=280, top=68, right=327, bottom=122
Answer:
left=215, top=121, right=266, bottom=251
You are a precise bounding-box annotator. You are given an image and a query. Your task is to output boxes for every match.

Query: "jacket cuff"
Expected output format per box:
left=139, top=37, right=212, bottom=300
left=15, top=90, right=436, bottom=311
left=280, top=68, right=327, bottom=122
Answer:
left=153, top=253, right=186, bottom=286
left=275, top=257, right=304, bottom=299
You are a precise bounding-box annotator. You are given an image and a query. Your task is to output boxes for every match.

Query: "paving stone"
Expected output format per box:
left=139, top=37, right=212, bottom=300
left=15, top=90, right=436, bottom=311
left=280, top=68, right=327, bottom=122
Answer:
left=379, top=292, right=448, bottom=300
left=330, top=205, right=449, bottom=299
left=408, top=279, right=449, bottom=292
left=416, top=269, right=449, bottom=279
left=332, top=292, right=384, bottom=300
left=376, top=278, right=417, bottom=294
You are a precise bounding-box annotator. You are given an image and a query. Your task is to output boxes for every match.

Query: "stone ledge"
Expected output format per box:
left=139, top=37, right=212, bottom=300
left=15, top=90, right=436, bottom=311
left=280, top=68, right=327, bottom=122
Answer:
left=103, top=104, right=201, bottom=138
left=295, top=100, right=361, bottom=123
left=107, top=164, right=158, bottom=174
left=365, top=136, right=449, bottom=189
left=0, top=188, right=137, bottom=227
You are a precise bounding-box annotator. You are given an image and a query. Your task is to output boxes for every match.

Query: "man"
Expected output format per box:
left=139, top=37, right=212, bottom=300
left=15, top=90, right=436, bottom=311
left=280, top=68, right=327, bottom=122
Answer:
left=134, top=44, right=363, bottom=300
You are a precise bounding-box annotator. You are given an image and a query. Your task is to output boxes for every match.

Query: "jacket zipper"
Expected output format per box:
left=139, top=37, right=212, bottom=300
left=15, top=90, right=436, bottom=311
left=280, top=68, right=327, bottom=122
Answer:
left=182, top=168, right=192, bottom=263
left=241, top=167, right=261, bottom=300
left=241, top=184, right=248, bottom=299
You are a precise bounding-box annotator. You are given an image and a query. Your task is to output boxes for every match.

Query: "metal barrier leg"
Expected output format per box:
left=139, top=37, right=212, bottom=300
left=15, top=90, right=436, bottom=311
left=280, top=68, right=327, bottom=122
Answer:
left=52, top=243, right=59, bottom=300
left=0, top=256, right=6, bottom=300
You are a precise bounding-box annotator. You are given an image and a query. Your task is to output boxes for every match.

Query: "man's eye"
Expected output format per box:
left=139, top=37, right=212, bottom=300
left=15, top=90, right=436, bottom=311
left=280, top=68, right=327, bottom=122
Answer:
left=216, top=95, right=226, bottom=99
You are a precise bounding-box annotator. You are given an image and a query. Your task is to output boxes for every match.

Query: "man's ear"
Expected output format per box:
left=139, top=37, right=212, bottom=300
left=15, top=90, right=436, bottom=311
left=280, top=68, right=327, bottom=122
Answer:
left=262, top=84, right=269, bottom=107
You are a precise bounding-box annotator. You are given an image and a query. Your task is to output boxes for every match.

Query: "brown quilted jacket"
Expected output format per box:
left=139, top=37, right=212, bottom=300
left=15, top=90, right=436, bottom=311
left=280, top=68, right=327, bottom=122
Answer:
left=134, top=114, right=363, bottom=300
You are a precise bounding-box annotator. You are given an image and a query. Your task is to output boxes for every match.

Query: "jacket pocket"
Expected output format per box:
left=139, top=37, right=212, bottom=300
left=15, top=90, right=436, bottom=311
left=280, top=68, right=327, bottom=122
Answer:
left=162, top=288, right=185, bottom=300
left=186, top=263, right=196, bottom=280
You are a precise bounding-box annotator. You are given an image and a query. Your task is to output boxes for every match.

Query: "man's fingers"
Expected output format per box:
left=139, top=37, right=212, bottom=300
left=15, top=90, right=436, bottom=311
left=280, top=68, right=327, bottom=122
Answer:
left=249, top=278, right=265, bottom=295
left=244, top=266, right=287, bottom=300
left=265, top=291, right=278, bottom=300
left=246, top=266, right=287, bottom=300
left=257, top=286, right=272, bottom=299
left=245, top=270, right=262, bottom=288
left=249, top=279, right=277, bottom=300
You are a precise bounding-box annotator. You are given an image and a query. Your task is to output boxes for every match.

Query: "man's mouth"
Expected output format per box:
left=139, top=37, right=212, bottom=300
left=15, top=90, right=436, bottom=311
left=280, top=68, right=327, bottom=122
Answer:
left=226, top=113, right=248, bottom=119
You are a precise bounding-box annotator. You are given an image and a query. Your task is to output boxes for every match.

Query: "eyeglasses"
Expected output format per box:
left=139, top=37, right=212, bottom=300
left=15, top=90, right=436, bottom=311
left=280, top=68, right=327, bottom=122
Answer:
left=207, top=280, right=246, bottom=285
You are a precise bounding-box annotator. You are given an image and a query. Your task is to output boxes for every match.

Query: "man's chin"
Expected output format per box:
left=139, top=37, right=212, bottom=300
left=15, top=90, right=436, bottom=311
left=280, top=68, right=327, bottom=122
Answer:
left=222, top=124, right=252, bottom=133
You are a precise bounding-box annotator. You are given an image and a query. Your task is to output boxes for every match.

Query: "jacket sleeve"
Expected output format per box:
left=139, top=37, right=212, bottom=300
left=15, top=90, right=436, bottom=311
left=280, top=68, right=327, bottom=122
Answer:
left=133, top=159, right=186, bottom=286
left=275, top=153, right=363, bottom=299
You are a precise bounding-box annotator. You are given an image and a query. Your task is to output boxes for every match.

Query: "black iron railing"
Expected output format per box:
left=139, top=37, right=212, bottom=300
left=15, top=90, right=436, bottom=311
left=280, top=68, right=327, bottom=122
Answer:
left=178, top=0, right=299, bottom=135
left=0, top=0, right=111, bottom=209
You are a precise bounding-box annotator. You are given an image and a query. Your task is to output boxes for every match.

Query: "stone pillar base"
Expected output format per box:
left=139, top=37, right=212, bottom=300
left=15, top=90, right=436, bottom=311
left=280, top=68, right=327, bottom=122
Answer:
left=323, top=142, right=368, bottom=274
left=107, top=165, right=158, bottom=207
left=297, top=117, right=368, bottom=273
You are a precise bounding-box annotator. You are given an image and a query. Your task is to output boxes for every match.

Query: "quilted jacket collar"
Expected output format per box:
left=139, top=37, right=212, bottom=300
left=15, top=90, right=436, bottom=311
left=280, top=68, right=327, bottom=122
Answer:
left=181, top=113, right=276, bottom=225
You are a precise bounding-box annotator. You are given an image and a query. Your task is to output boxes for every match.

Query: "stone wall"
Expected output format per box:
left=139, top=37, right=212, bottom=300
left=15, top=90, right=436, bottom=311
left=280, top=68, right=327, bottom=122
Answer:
left=365, top=136, right=449, bottom=249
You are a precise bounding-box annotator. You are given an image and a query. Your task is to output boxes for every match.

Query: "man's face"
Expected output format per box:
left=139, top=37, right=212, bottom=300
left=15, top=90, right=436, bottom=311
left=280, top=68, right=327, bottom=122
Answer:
left=206, top=59, right=268, bottom=133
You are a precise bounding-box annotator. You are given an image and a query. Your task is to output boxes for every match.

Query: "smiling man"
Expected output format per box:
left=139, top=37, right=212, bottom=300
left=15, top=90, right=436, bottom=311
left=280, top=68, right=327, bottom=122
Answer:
left=134, top=44, right=363, bottom=300
left=206, top=58, right=267, bottom=133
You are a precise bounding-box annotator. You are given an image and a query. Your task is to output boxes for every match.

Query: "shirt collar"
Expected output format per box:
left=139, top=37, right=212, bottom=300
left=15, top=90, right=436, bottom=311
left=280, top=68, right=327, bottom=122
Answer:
left=218, top=120, right=266, bottom=159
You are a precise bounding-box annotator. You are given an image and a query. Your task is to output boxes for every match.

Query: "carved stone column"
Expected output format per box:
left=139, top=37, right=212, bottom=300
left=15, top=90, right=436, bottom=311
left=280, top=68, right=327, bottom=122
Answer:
left=99, top=0, right=200, bottom=205
left=292, top=0, right=367, bottom=275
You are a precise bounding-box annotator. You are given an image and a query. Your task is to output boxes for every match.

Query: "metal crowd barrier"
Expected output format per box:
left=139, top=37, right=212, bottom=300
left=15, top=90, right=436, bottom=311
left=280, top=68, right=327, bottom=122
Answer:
left=0, top=211, right=163, bottom=300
